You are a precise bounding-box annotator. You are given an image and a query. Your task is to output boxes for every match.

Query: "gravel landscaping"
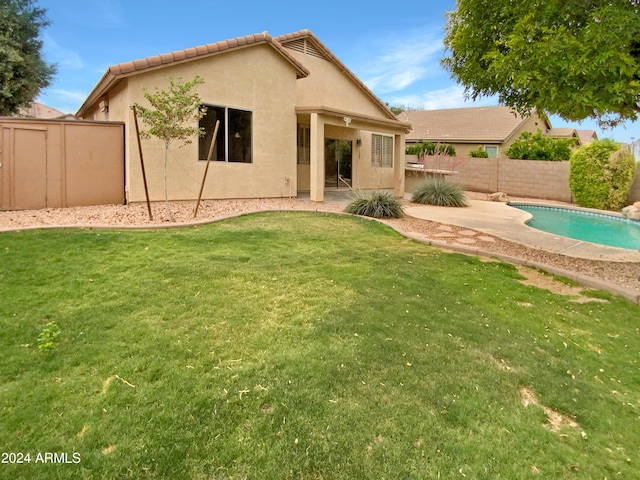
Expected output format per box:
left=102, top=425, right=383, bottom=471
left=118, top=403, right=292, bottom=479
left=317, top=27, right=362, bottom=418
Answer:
left=1, top=193, right=639, bottom=298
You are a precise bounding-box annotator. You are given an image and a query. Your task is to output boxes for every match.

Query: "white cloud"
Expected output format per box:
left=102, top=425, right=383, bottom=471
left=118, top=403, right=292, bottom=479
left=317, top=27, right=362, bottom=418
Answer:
left=37, top=89, right=88, bottom=113
left=387, top=85, right=500, bottom=110
left=43, top=34, right=85, bottom=70
left=352, top=31, right=444, bottom=94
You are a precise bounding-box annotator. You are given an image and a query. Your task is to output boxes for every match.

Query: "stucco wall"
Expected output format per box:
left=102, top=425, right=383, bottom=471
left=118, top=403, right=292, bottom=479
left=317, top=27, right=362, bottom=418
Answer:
left=104, top=44, right=300, bottom=203
left=286, top=51, right=389, bottom=118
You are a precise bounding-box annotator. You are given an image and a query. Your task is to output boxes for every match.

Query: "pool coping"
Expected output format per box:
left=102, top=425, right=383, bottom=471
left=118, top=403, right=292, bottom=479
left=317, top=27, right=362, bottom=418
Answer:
left=404, top=200, right=640, bottom=263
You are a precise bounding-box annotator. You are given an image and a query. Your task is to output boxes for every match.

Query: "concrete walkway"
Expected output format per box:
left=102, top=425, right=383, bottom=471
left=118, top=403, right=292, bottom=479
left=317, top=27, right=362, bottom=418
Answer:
left=405, top=200, right=640, bottom=262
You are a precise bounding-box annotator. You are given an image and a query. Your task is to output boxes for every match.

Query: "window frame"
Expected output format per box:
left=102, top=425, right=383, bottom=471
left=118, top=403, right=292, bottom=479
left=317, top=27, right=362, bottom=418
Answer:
left=297, top=124, right=311, bottom=164
left=371, top=133, right=393, bottom=168
left=484, top=145, right=498, bottom=158
left=199, top=104, right=253, bottom=163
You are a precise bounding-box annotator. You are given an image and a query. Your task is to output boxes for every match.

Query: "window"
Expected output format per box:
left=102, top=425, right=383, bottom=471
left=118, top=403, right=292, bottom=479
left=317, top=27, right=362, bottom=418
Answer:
left=297, top=124, right=310, bottom=164
left=371, top=134, right=393, bottom=168
left=484, top=145, right=498, bottom=158
left=199, top=105, right=252, bottom=163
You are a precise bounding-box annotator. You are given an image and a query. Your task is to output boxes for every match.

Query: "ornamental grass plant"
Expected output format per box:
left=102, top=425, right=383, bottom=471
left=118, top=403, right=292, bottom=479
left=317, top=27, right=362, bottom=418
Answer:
left=343, top=190, right=405, bottom=218
left=411, top=178, right=468, bottom=207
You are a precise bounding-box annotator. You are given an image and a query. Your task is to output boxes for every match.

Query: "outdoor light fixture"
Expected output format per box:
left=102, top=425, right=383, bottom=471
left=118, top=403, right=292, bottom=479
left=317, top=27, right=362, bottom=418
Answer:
left=357, top=138, right=362, bottom=146
left=343, top=116, right=351, bottom=127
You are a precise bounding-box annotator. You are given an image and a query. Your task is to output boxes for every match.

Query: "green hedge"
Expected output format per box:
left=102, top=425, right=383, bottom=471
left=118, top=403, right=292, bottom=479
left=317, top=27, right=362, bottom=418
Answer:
left=506, top=130, right=574, bottom=161
left=569, top=139, right=636, bottom=210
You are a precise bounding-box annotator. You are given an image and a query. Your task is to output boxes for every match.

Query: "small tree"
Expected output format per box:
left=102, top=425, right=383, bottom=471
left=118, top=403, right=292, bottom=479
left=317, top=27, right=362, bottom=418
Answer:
left=132, top=76, right=206, bottom=221
left=569, top=139, right=637, bottom=211
left=405, top=141, right=456, bottom=161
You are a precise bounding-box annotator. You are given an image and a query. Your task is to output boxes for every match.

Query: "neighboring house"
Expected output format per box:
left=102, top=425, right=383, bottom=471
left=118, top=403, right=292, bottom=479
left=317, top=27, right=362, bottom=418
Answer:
left=547, top=128, right=597, bottom=146
left=577, top=129, right=598, bottom=145
left=16, top=101, right=75, bottom=120
left=398, top=106, right=552, bottom=159
left=76, top=30, right=411, bottom=203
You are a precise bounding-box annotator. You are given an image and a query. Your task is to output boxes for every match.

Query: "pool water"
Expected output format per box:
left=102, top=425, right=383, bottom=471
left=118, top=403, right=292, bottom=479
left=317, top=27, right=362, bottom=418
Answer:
left=512, top=204, right=640, bottom=250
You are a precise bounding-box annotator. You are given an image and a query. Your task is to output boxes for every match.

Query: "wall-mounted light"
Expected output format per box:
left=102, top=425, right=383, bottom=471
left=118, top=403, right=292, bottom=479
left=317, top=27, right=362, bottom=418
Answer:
left=343, top=116, right=351, bottom=127
left=356, top=138, right=362, bottom=146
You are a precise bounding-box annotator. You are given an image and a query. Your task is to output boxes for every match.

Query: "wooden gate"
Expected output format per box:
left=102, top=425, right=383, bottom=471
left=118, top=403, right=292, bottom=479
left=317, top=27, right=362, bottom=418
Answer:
left=0, top=118, right=124, bottom=210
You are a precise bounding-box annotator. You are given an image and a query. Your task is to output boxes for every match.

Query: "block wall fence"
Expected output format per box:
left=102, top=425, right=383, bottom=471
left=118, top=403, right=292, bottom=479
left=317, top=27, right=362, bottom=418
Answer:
left=405, top=156, right=640, bottom=204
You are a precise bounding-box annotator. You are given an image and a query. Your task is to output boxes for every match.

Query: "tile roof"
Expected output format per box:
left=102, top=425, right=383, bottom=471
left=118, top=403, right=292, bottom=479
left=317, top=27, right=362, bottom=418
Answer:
left=77, top=31, right=310, bottom=117
left=398, top=106, right=541, bottom=143
left=108, top=32, right=309, bottom=78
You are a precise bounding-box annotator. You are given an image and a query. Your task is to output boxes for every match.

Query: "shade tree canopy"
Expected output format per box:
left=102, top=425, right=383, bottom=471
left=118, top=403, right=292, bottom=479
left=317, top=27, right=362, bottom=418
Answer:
left=442, top=0, right=640, bottom=128
left=0, top=0, right=56, bottom=116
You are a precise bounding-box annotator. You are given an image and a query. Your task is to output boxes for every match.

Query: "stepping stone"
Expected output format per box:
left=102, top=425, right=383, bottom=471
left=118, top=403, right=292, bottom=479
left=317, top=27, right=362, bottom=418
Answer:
left=437, top=225, right=454, bottom=231
left=455, top=237, right=477, bottom=244
left=433, top=232, right=457, bottom=238
left=459, top=230, right=478, bottom=236
left=477, top=236, right=496, bottom=243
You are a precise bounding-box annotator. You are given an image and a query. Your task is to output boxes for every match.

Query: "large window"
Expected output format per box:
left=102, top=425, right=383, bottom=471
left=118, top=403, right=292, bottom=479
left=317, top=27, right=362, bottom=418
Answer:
left=199, top=105, right=252, bottom=163
left=371, top=134, right=393, bottom=168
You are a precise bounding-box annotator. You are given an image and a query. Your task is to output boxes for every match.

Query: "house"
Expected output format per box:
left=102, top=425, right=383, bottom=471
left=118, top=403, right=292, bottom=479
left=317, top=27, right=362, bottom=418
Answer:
left=76, top=30, right=411, bottom=203
left=547, top=128, right=597, bottom=146
left=398, top=106, right=552, bottom=159
left=16, top=101, right=75, bottom=120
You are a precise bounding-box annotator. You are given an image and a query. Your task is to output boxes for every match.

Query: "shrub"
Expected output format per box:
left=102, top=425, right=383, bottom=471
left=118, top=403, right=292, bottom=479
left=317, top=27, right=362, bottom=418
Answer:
left=506, top=130, right=575, bottom=161
left=570, top=140, right=637, bottom=210
left=411, top=178, right=468, bottom=207
left=344, top=191, right=405, bottom=218
left=469, top=146, right=489, bottom=158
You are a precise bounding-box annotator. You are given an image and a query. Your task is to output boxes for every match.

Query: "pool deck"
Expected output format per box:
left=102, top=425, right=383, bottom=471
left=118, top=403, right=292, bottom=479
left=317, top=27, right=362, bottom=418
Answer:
left=404, top=200, right=640, bottom=263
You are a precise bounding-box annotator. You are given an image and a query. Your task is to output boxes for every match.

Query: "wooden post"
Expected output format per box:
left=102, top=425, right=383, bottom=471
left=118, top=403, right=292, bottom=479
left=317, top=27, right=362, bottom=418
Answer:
left=132, top=106, right=153, bottom=221
left=194, top=120, right=220, bottom=218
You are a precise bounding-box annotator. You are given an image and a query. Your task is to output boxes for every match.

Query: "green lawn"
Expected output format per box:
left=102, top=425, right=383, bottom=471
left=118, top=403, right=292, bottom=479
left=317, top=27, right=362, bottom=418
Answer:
left=1, top=212, right=638, bottom=479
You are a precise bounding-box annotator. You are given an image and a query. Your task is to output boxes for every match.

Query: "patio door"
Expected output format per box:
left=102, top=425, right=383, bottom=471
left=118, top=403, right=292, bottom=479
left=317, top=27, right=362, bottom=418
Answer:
left=325, top=138, right=352, bottom=188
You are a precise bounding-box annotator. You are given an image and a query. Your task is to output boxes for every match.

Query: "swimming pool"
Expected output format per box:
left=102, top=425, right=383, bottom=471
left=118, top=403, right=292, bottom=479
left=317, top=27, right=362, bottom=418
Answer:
left=511, top=204, right=640, bottom=250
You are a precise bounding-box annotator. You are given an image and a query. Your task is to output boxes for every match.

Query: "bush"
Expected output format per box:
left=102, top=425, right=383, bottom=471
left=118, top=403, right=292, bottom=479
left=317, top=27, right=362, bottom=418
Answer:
left=506, top=130, right=575, bottom=161
left=411, top=178, right=468, bottom=207
left=344, top=191, right=405, bottom=218
left=469, top=146, right=489, bottom=158
left=570, top=140, right=637, bottom=210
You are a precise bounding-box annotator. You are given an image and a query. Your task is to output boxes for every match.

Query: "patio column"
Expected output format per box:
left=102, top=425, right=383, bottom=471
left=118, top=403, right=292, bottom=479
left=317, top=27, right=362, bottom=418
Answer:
left=309, top=112, right=325, bottom=202
left=394, top=132, right=405, bottom=197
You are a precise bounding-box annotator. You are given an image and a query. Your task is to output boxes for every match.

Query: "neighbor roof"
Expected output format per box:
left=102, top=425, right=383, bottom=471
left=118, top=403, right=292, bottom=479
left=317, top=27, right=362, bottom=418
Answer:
left=17, top=101, right=66, bottom=119
left=547, top=127, right=579, bottom=139
left=76, top=31, right=310, bottom=117
left=577, top=129, right=598, bottom=145
left=398, top=106, right=548, bottom=143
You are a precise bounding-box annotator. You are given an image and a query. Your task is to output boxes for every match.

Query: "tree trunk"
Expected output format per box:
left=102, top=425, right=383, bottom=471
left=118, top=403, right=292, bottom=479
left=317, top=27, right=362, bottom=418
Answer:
left=163, top=143, right=175, bottom=222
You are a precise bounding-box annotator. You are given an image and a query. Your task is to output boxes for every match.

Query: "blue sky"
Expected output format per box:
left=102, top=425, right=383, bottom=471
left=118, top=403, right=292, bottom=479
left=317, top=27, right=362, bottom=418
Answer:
left=37, top=0, right=639, bottom=146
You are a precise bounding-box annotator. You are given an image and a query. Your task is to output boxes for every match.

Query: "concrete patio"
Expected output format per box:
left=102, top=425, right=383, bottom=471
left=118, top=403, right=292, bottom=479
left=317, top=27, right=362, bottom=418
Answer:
left=404, top=200, right=640, bottom=262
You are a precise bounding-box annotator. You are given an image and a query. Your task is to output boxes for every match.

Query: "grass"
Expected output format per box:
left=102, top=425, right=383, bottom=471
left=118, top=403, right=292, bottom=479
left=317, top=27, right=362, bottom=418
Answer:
left=1, top=212, right=639, bottom=479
